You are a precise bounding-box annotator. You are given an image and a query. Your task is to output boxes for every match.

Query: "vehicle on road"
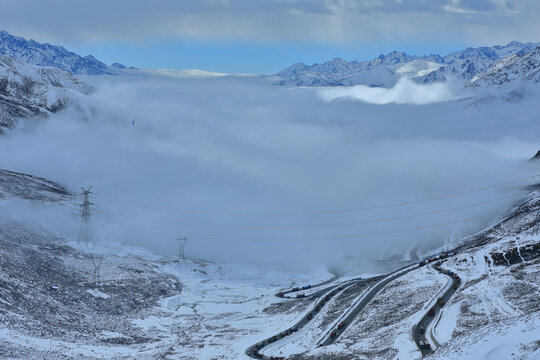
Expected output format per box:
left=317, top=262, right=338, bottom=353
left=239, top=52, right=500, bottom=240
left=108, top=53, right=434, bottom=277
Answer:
left=428, top=308, right=435, bottom=316
left=419, top=325, right=425, bottom=334
left=419, top=339, right=431, bottom=350
left=296, top=293, right=306, bottom=299
left=337, top=321, right=346, bottom=329
left=330, top=330, right=338, bottom=338
left=437, top=297, right=445, bottom=306
left=277, top=292, right=284, bottom=297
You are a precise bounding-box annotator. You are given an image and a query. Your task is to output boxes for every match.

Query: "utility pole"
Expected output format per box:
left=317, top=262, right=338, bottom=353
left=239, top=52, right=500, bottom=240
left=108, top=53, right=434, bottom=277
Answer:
left=177, top=236, right=188, bottom=260
left=78, top=186, right=94, bottom=246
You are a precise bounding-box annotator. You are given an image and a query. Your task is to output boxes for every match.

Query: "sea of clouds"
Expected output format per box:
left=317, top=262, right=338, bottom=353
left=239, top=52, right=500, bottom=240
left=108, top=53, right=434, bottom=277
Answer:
left=1, top=73, right=539, bottom=272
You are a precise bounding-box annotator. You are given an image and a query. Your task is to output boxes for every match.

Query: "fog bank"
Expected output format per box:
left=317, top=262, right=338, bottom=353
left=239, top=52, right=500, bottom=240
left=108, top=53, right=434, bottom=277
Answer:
left=1, top=73, right=539, bottom=272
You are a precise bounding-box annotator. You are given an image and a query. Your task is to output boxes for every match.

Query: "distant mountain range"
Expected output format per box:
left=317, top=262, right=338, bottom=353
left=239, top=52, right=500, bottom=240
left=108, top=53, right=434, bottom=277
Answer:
left=270, top=41, right=540, bottom=88
left=1, top=29, right=538, bottom=90
left=0, top=30, right=135, bottom=75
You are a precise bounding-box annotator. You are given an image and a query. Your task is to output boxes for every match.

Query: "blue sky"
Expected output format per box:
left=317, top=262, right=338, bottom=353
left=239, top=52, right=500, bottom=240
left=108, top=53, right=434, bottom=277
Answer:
left=1, top=0, right=540, bottom=73
left=69, top=40, right=466, bottom=74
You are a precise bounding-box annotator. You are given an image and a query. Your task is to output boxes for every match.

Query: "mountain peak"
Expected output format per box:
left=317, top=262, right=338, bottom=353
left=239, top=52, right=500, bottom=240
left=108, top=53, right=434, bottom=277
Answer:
left=0, top=30, right=113, bottom=75
left=506, top=40, right=526, bottom=47
left=372, top=51, right=414, bottom=66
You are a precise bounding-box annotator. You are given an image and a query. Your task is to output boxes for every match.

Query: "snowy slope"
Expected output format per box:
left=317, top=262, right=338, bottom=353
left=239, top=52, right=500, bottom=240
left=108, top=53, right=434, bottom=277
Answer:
left=0, top=167, right=539, bottom=359
left=0, top=54, right=92, bottom=128
left=469, top=47, right=540, bottom=87
left=0, top=30, right=114, bottom=75
left=282, top=190, right=540, bottom=360
left=396, top=60, right=444, bottom=78
left=0, top=169, right=70, bottom=202
left=416, top=41, right=539, bottom=84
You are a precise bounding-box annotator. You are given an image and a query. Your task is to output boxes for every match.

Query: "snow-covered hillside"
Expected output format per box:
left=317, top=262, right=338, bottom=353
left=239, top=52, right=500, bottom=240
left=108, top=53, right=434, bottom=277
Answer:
left=271, top=42, right=539, bottom=87
left=469, top=47, right=540, bottom=87
left=0, top=30, right=124, bottom=75
left=0, top=161, right=539, bottom=359
left=0, top=54, right=92, bottom=128
left=0, top=169, right=70, bottom=202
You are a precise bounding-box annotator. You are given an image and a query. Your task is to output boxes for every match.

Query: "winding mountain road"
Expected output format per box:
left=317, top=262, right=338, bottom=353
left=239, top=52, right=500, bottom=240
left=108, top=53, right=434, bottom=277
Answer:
left=318, top=264, right=419, bottom=346
left=412, top=261, right=460, bottom=357
left=246, top=254, right=461, bottom=359
left=246, top=277, right=364, bottom=359
left=274, top=274, right=340, bottom=299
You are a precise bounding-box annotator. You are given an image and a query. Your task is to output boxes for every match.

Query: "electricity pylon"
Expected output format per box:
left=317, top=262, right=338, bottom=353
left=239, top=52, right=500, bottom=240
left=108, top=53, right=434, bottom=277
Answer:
left=177, top=236, right=188, bottom=260
left=90, top=254, right=103, bottom=283
left=78, top=186, right=94, bottom=246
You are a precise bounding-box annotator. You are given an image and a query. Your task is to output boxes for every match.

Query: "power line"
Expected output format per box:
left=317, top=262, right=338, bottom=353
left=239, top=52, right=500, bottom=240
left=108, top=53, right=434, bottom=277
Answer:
left=94, top=174, right=539, bottom=217
left=1, top=154, right=537, bottom=217
left=97, top=193, right=524, bottom=231
left=109, top=212, right=501, bottom=243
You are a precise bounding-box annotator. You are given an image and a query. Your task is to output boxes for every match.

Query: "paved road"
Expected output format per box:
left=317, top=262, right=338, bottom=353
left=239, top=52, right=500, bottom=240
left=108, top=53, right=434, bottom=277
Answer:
left=319, top=264, right=419, bottom=346
left=274, top=274, right=340, bottom=299
left=246, top=277, right=364, bottom=359
left=412, top=261, right=460, bottom=357
left=246, top=263, right=419, bottom=359
left=245, top=256, right=458, bottom=359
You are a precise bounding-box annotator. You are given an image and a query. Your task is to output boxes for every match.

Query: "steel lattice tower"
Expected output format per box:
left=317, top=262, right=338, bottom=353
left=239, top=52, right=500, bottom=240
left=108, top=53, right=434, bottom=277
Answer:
left=78, top=186, right=94, bottom=245
left=177, top=236, right=188, bottom=260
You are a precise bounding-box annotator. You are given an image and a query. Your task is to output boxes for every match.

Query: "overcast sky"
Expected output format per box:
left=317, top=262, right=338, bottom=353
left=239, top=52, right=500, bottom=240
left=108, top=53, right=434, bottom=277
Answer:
left=2, top=0, right=540, bottom=73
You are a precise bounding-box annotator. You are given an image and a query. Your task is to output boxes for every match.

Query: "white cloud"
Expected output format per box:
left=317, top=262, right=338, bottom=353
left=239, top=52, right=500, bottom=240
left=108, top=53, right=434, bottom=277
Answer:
left=318, top=78, right=462, bottom=104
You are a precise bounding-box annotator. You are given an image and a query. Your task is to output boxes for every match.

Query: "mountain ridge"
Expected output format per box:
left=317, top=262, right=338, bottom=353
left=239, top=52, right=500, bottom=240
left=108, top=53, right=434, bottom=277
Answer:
left=272, top=41, right=540, bottom=87
left=469, top=46, right=540, bottom=87
left=0, top=30, right=131, bottom=75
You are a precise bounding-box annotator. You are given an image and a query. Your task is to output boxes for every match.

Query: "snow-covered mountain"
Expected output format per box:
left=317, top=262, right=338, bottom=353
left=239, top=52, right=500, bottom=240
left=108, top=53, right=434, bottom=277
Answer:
left=416, top=41, right=539, bottom=83
left=269, top=53, right=437, bottom=87
left=468, top=46, right=540, bottom=87
left=272, top=42, right=540, bottom=87
left=0, top=54, right=92, bottom=128
left=0, top=30, right=123, bottom=75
